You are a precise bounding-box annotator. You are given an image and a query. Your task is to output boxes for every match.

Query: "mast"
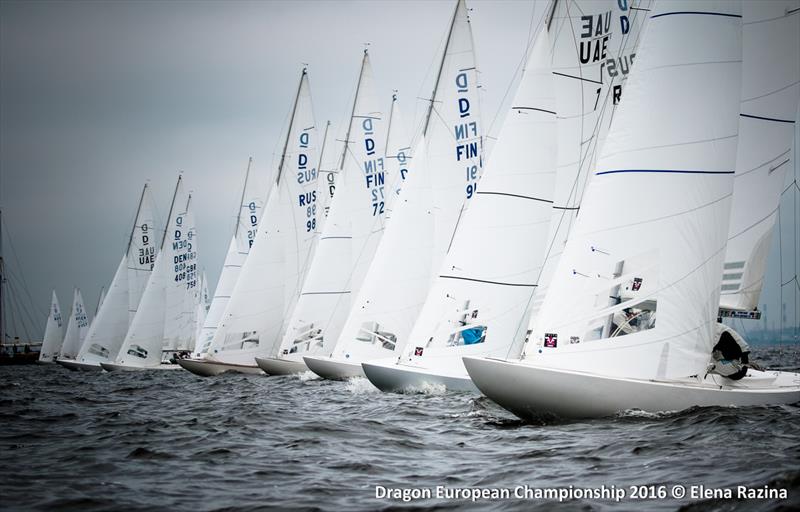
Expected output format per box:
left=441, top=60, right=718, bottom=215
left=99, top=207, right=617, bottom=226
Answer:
left=338, top=49, right=370, bottom=172
left=276, top=68, right=308, bottom=185
left=545, top=0, right=558, bottom=30
left=422, top=0, right=460, bottom=136
left=161, top=175, right=182, bottom=250
left=126, top=183, right=148, bottom=256
left=233, top=157, right=253, bottom=240
left=0, top=209, right=4, bottom=346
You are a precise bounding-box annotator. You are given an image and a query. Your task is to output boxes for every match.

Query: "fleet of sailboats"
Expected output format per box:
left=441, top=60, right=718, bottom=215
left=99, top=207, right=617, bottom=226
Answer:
left=27, top=0, right=800, bottom=420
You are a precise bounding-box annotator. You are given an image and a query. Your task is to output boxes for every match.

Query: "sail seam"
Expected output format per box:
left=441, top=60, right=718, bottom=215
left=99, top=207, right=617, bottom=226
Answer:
left=740, top=113, right=795, bottom=124
left=651, top=11, right=742, bottom=19
left=596, top=169, right=734, bottom=176
left=439, top=275, right=538, bottom=288
left=475, top=191, right=553, bottom=203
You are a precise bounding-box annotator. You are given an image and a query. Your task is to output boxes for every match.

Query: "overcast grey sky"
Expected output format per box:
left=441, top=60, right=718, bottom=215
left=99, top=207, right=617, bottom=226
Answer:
left=0, top=0, right=797, bottom=341
left=0, top=0, right=545, bottom=337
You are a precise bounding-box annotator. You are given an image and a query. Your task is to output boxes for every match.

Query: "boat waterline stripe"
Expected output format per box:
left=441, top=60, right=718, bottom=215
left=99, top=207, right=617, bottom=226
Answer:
left=440, top=275, right=538, bottom=288
left=651, top=11, right=742, bottom=19
left=475, top=191, right=553, bottom=204
left=300, top=291, right=351, bottom=296
left=741, top=113, right=795, bottom=124
left=512, top=106, right=557, bottom=115
left=596, top=169, right=735, bottom=176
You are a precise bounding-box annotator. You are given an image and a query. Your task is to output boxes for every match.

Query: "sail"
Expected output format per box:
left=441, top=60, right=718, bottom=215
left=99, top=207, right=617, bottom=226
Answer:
left=519, top=0, right=743, bottom=381
left=74, top=183, right=159, bottom=365
left=127, top=183, right=158, bottom=324
left=397, top=23, right=557, bottom=367
left=204, top=68, right=321, bottom=364
left=114, top=177, right=188, bottom=367
left=75, top=254, right=129, bottom=364
left=194, top=270, right=210, bottom=350
left=163, top=194, right=200, bottom=352
left=526, top=0, right=652, bottom=323
left=95, top=287, right=106, bottom=317
left=275, top=51, right=389, bottom=362
left=194, top=159, right=268, bottom=357
left=719, top=0, right=800, bottom=312
left=330, top=0, right=483, bottom=363
left=38, top=290, right=64, bottom=362
left=59, top=288, right=89, bottom=359
left=384, top=94, right=413, bottom=216
left=317, top=121, right=339, bottom=225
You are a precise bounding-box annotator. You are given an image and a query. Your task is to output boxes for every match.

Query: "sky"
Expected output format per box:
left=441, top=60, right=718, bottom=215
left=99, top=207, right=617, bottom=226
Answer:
left=0, top=0, right=545, bottom=338
left=0, top=0, right=797, bottom=342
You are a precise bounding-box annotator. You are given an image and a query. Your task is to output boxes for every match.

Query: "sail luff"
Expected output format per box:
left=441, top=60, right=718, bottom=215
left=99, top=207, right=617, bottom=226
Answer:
left=233, top=158, right=253, bottom=240
left=276, top=69, right=307, bottom=185
left=126, top=184, right=148, bottom=256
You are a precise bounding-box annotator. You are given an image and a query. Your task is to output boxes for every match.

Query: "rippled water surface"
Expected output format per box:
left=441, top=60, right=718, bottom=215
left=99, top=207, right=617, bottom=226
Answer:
left=2, top=345, right=799, bottom=511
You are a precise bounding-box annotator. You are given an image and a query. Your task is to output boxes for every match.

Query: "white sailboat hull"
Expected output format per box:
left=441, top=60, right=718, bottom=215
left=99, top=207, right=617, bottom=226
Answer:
left=178, top=358, right=263, bottom=377
left=100, top=362, right=181, bottom=372
left=361, top=360, right=478, bottom=393
left=463, top=356, right=800, bottom=420
left=303, top=356, right=364, bottom=380
left=254, top=357, right=307, bottom=375
left=56, top=358, right=102, bottom=372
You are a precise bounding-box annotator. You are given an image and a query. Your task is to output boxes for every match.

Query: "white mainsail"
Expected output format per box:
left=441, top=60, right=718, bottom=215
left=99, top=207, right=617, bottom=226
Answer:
left=199, top=68, right=321, bottom=367
left=525, top=0, right=652, bottom=325
left=59, top=288, right=89, bottom=360
left=517, top=0, right=743, bottom=380
left=336, top=0, right=483, bottom=379
left=193, top=158, right=267, bottom=358
left=74, top=183, right=159, bottom=366
left=38, top=290, right=64, bottom=362
left=317, top=121, right=339, bottom=226
left=271, top=50, right=389, bottom=367
left=384, top=93, right=413, bottom=215
left=194, top=270, right=210, bottom=351
left=719, top=0, right=800, bottom=313
left=111, top=177, right=197, bottom=368
left=387, top=22, right=558, bottom=380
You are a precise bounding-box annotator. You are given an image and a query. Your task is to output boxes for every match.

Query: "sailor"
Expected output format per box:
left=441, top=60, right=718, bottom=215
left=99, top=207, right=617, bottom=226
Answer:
left=708, top=323, right=750, bottom=380
left=611, top=308, right=636, bottom=336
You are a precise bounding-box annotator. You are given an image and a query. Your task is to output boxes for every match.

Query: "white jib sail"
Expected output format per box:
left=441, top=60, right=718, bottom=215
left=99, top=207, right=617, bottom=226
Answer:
left=39, top=290, right=64, bottom=362
left=75, top=183, right=159, bottom=365
left=205, top=68, right=321, bottom=364
left=520, top=0, right=743, bottom=382
left=396, top=22, right=557, bottom=373
left=331, top=0, right=483, bottom=364
left=720, top=0, right=800, bottom=312
left=275, top=50, right=389, bottom=362
left=114, top=177, right=188, bottom=368
left=193, top=158, right=268, bottom=358
left=59, top=288, right=89, bottom=360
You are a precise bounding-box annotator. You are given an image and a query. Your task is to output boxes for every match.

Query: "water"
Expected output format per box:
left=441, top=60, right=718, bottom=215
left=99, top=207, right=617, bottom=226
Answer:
left=2, top=345, right=799, bottom=511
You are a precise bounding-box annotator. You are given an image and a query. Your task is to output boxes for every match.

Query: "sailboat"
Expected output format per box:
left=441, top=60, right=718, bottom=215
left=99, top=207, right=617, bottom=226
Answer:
left=257, top=49, right=391, bottom=375
left=180, top=68, right=321, bottom=376
left=58, top=183, right=158, bottom=371
left=102, top=176, right=201, bottom=371
left=346, top=0, right=487, bottom=387
left=303, top=92, right=413, bottom=380
left=464, top=0, right=800, bottom=419
left=56, top=288, right=89, bottom=361
left=37, top=291, right=65, bottom=363
left=362, top=0, right=649, bottom=391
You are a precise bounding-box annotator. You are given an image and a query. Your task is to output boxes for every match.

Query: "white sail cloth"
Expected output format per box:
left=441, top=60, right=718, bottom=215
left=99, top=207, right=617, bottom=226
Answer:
left=38, top=290, right=64, bottom=362
left=520, top=0, right=744, bottom=381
